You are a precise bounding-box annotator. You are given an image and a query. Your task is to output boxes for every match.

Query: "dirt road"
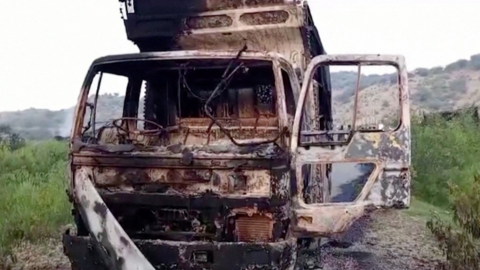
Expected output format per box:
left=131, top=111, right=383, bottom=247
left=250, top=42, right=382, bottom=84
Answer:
left=309, top=209, right=445, bottom=270
left=313, top=163, right=444, bottom=269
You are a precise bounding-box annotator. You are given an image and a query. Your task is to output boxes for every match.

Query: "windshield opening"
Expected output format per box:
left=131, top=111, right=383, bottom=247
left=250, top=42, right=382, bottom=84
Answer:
left=80, top=58, right=281, bottom=147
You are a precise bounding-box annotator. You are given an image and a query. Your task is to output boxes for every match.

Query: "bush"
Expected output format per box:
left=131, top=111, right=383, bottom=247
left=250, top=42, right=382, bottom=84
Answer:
left=0, top=141, right=71, bottom=256
left=449, top=79, right=467, bottom=93
left=445, top=59, right=469, bottom=72
left=0, top=125, right=25, bottom=151
left=427, top=175, right=480, bottom=269
left=412, top=113, right=480, bottom=208
left=414, top=68, right=430, bottom=77
left=412, top=87, right=433, bottom=103
left=469, top=54, right=480, bottom=70
left=415, top=111, right=480, bottom=268
left=429, top=66, right=444, bottom=75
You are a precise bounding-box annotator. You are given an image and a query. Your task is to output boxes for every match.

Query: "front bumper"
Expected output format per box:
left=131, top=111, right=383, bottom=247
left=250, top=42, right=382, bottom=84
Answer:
left=63, top=233, right=297, bottom=270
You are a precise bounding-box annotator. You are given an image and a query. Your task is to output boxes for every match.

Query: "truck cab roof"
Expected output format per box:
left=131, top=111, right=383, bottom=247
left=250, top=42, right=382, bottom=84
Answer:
left=90, top=50, right=294, bottom=66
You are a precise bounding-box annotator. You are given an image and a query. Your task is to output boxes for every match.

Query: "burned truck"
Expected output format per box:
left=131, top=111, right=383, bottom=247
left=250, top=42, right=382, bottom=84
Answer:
left=63, top=1, right=412, bottom=269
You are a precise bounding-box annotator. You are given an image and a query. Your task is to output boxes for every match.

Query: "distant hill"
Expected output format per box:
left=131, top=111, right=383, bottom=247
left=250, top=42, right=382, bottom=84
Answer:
left=0, top=93, right=135, bottom=140
left=330, top=54, right=480, bottom=125
left=2, top=54, right=480, bottom=140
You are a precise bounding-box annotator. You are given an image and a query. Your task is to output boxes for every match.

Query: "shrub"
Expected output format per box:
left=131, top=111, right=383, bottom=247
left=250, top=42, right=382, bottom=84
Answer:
left=0, top=125, right=26, bottom=151
left=412, top=112, right=480, bottom=207
left=445, top=59, right=469, bottom=72
left=429, top=66, right=444, bottom=75
left=414, top=68, right=430, bottom=77
left=412, top=87, right=433, bottom=103
left=449, top=78, right=468, bottom=93
left=427, top=175, right=480, bottom=269
left=469, top=54, right=480, bottom=70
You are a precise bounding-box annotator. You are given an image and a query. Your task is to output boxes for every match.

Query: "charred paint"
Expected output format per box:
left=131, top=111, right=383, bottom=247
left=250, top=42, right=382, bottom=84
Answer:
left=290, top=54, right=411, bottom=236
left=93, top=202, right=108, bottom=219
left=344, top=125, right=410, bottom=164
left=68, top=2, right=410, bottom=268
left=64, top=234, right=297, bottom=270
left=73, top=168, right=156, bottom=270
left=186, top=15, right=233, bottom=30
left=240, top=11, right=290, bottom=25
left=366, top=168, right=410, bottom=207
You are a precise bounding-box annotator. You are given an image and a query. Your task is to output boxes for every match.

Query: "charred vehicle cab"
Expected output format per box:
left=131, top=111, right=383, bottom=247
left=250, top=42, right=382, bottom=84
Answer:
left=63, top=1, right=411, bottom=270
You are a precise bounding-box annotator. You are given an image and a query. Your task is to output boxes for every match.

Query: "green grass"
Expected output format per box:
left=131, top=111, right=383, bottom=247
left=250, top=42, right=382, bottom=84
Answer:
left=411, top=113, right=480, bottom=208
left=407, top=197, right=453, bottom=224
left=0, top=141, right=71, bottom=256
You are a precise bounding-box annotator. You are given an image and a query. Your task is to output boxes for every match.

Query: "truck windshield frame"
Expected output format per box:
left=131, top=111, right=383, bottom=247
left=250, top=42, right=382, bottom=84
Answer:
left=71, top=51, right=298, bottom=148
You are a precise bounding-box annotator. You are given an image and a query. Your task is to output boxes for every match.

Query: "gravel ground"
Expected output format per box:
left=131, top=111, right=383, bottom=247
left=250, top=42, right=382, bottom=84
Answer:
left=3, top=209, right=444, bottom=270
left=302, top=209, right=445, bottom=270
left=2, top=239, right=70, bottom=270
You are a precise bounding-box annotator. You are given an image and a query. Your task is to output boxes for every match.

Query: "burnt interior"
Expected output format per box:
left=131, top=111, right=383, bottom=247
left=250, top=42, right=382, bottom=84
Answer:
left=74, top=189, right=291, bottom=243
left=144, top=61, right=276, bottom=127
left=100, top=202, right=289, bottom=243
left=83, top=58, right=282, bottom=146
left=77, top=58, right=291, bottom=244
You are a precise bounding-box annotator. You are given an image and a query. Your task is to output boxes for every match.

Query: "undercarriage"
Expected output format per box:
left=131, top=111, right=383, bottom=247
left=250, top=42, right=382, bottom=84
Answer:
left=64, top=235, right=297, bottom=270
left=65, top=172, right=296, bottom=270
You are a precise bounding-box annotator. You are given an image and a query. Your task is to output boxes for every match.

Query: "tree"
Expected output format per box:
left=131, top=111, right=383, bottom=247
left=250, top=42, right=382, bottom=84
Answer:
left=414, top=68, right=429, bottom=77
left=0, top=125, right=25, bottom=151
left=469, top=54, right=480, bottom=70
left=0, top=125, right=12, bottom=134
left=429, top=66, right=444, bottom=75
left=445, top=59, right=469, bottom=72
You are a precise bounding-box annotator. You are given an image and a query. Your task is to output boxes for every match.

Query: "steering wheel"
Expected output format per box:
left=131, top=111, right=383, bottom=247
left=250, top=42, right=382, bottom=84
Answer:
left=112, top=117, right=164, bottom=136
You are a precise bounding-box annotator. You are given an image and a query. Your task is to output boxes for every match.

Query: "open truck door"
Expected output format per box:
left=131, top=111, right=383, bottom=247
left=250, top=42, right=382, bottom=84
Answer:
left=290, top=54, right=411, bottom=237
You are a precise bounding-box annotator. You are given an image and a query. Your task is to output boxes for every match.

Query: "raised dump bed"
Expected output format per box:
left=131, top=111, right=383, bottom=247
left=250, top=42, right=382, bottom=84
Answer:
left=119, top=0, right=326, bottom=71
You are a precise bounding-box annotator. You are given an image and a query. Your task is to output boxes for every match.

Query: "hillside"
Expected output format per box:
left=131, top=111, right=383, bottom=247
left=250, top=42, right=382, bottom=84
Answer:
left=1, top=54, right=480, bottom=140
left=331, top=54, right=480, bottom=125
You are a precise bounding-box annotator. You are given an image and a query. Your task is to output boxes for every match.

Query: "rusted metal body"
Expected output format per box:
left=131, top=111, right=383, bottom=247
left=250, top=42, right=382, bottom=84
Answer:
left=119, top=0, right=323, bottom=74
left=63, top=52, right=410, bottom=270
left=290, top=55, right=411, bottom=236
left=65, top=51, right=301, bottom=270
left=62, top=1, right=411, bottom=269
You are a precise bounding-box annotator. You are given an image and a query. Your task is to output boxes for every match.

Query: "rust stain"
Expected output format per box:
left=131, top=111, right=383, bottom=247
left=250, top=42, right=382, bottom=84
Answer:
left=186, top=15, right=233, bottom=30
left=91, top=167, right=271, bottom=196
left=235, top=214, right=274, bottom=242
left=240, top=11, right=290, bottom=26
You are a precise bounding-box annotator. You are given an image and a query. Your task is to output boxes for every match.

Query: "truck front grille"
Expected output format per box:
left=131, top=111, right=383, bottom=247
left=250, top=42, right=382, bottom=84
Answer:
left=235, top=214, right=273, bottom=242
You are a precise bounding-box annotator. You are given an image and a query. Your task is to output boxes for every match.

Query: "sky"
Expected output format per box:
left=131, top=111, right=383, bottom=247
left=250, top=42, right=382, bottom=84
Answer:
left=0, top=0, right=479, bottom=111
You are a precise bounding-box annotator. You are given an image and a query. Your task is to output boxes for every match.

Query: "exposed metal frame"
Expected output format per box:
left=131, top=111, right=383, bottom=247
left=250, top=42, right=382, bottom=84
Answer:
left=290, top=54, right=411, bottom=237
